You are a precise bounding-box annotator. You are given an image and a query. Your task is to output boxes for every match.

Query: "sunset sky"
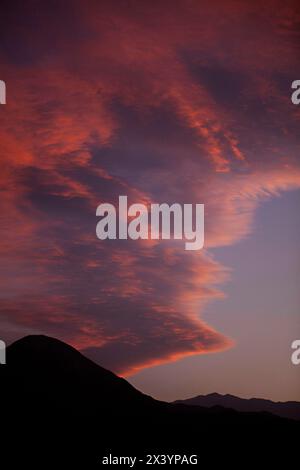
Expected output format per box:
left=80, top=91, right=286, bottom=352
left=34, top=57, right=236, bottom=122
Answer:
left=0, top=0, right=299, bottom=401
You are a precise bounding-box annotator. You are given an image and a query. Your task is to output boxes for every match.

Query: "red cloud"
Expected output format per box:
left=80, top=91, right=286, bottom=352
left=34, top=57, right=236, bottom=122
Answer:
left=0, top=0, right=299, bottom=374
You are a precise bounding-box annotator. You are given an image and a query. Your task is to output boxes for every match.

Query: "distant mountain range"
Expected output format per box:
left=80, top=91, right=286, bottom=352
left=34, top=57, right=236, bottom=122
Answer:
left=1, top=335, right=299, bottom=466
left=174, top=392, right=300, bottom=421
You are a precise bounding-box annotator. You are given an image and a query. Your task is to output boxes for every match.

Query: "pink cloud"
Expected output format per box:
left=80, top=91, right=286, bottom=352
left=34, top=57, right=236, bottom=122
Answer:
left=0, top=0, right=299, bottom=373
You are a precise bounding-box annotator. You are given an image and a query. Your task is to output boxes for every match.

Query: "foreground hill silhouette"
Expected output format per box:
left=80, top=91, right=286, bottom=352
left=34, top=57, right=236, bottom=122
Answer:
left=175, top=392, right=300, bottom=421
left=1, top=335, right=299, bottom=467
left=5, top=335, right=159, bottom=414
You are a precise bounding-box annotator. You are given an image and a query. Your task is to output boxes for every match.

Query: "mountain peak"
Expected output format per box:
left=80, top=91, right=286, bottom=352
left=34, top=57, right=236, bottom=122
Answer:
left=174, top=391, right=300, bottom=421
left=3, top=334, right=155, bottom=415
left=9, top=334, right=76, bottom=349
left=9, top=334, right=70, bottom=350
left=7, top=334, right=89, bottom=368
left=206, top=392, right=224, bottom=398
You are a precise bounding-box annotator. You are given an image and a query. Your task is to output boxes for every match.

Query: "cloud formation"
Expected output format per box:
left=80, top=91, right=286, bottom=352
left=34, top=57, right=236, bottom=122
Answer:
left=0, top=0, right=299, bottom=374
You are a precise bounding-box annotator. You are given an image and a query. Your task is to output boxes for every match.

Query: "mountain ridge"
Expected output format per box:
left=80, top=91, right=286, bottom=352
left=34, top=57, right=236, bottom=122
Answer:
left=174, top=391, right=300, bottom=420
left=1, top=334, right=299, bottom=466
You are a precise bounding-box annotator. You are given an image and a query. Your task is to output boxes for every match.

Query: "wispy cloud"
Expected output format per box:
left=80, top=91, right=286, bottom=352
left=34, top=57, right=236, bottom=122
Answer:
left=0, top=0, right=299, bottom=374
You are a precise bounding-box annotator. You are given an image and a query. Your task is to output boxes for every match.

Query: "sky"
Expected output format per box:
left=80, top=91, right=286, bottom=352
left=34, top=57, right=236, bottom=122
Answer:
left=131, top=190, right=300, bottom=401
left=0, top=0, right=299, bottom=401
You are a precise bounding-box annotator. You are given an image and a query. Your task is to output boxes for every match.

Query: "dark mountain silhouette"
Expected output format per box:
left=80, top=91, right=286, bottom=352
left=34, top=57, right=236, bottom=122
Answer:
left=174, top=392, right=300, bottom=421
left=1, top=335, right=299, bottom=467
left=5, top=335, right=159, bottom=415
